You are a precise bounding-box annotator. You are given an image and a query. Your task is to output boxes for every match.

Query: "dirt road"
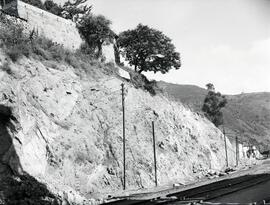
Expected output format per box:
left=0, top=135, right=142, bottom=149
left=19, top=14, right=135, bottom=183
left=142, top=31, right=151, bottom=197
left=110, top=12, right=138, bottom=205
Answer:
left=102, top=160, right=270, bottom=204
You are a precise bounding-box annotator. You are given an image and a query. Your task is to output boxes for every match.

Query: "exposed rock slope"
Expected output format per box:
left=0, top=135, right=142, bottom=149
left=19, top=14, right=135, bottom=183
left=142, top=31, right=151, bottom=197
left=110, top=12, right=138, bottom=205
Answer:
left=0, top=53, right=236, bottom=201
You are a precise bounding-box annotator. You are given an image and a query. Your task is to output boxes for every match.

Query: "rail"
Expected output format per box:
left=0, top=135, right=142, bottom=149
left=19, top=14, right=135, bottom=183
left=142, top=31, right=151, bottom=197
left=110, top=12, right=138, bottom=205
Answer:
left=102, top=174, right=270, bottom=205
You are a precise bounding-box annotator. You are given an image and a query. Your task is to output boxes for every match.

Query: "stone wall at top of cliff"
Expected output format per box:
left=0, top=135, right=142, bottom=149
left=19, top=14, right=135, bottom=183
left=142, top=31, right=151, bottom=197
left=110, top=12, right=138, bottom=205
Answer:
left=1, top=0, right=83, bottom=50
left=0, top=50, right=236, bottom=202
left=1, top=2, right=117, bottom=63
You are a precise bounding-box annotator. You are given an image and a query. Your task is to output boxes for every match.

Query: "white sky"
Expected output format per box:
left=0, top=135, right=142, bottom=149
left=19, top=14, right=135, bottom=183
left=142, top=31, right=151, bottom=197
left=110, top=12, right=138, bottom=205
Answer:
left=90, top=0, right=270, bottom=94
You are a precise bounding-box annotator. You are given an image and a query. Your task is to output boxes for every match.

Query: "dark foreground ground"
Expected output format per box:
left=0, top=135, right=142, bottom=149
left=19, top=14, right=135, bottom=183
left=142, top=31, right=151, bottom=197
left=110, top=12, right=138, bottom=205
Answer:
left=102, top=160, right=270, bottom=205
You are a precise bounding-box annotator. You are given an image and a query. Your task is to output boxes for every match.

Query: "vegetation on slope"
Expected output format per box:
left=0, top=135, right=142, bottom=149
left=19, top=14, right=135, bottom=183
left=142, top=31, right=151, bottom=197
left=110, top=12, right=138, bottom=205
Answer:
left=20, top=0, right=92, bottom=21
left=202, top=83, right=227, bottom=127
left=157, top=81, right=207, bottom=109
left=0, top=3, right=238, bottom=202
left=77, top=14, right=115, bottom=58
left=0, top=13, right=165, bottom=100
left=224, top=93, right=270, bottom=147
left=0, top=13, right=118, bottom=77
left=0, top=57, right=233, bottom=198
left=158, top=81, right=270, bottom=149
left=118, top=24, right=181, bottom=74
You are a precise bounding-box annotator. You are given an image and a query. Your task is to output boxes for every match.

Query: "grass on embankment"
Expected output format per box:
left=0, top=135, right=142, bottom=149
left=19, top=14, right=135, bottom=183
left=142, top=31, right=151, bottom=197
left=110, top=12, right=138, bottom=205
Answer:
left=0, top=13, right=118, bottom=78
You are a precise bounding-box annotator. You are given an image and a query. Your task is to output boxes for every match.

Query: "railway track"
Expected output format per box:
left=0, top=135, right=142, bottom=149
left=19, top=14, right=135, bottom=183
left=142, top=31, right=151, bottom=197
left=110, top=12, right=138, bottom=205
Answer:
left=102, top=173, right=270, bottom=205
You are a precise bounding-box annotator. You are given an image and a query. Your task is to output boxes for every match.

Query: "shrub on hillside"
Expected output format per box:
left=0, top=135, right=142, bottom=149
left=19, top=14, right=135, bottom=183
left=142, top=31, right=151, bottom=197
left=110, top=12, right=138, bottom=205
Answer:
left=202, top=84, right=227, bottom=127
left=0, top=14, right=121, bottom=80
left=44, top=0, right=63, bottom=16
left=128, top=70, right=161, bottom=95
left=77, top=14, right=115, bottom=58
left=61, top=0, right=92, bottom=22
left=0, top=16, right=68, bottom=62
left=21, top=0, right=45, bottom=10
left=102, top=62, right=119, bottom=76
left=79, top=42, right=95, bottom=57
left=22, top=0, right=92, bottom=21
left=6, top=43, right=32, bottom=62
left=0, top=21, right=32, bottom=62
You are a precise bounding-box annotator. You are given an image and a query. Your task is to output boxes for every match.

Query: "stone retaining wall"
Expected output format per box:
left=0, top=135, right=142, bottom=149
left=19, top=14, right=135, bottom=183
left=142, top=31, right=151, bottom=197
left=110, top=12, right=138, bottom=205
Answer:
left=1, top=0, right=117, bottom=62
left=17, top=1, right=83, bottom=50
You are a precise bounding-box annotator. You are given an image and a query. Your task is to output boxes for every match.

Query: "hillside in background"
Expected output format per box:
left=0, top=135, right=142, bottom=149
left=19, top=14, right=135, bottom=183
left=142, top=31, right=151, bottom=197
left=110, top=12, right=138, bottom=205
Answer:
left=158, top=81, right=270, bottom=150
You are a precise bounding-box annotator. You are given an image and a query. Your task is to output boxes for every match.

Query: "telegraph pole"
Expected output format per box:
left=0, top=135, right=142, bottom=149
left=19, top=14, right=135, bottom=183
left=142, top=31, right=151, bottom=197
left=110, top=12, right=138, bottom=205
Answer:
left=121, top=83, right=126, bottom=190
left=235, top=136, right=238, bottom=166
left=152, top=121, right=158, bottom=187
left=223, top=126, right=229, bottom=167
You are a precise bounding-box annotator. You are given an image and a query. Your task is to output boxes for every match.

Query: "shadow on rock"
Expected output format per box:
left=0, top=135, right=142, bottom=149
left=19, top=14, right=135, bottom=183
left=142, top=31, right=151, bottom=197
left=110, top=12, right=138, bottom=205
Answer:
left=0, top=174, right=60, bottom=205
left=0, top=105, right=60, bottom=205
left=0, top=104, right=23, bottom=176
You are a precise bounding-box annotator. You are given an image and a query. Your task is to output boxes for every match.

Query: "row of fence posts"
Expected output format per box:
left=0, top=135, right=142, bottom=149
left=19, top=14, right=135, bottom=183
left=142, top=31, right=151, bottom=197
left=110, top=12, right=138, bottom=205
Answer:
left=121, top=83, right=240, bottom=190
left=121, top=83, right=158, bottom=190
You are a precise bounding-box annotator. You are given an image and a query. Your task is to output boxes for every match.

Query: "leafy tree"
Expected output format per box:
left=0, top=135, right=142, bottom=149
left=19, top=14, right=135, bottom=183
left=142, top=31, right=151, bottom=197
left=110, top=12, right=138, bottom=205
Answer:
left=21, top=0, right=45, bottom=10
left=117, top=24, right=181, bottom=74
left=44, top=0, right=63, bottom=16
left=202, top=83, right=227, bottom=127
left=77, top=14, right=115, bottom=58
left=206, top=83, right=214, bottom=91
left=61, top=0, right=92, bottom=22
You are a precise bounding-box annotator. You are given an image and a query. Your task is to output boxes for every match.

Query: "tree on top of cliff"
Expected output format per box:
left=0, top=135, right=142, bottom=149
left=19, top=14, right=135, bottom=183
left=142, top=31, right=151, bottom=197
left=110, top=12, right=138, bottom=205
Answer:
left=206, top=83, right=215, bottom=91
left=77, top=14, right=115, bottom=58
left=117, top=24, right=181, bottom=74
left=44, top=0, right=63, bottom=16
left=202, top=83, right=227, bottom=127
left=21, top=0, right=45, bottom=10
left=21, top=0, right=91, bottom=20
left=61, top=0, right=92, bottom=22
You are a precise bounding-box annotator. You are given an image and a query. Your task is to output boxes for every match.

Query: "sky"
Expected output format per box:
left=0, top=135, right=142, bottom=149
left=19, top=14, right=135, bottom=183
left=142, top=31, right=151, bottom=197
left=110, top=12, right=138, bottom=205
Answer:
left=90, top=0, right=270, bottom=94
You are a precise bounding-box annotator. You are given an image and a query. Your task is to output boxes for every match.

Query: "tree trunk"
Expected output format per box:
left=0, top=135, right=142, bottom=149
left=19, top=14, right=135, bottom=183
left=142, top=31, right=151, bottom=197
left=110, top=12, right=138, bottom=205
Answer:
left=97, top=43, right=103, bottom=59
left=138, top=69, right=144, bottom=73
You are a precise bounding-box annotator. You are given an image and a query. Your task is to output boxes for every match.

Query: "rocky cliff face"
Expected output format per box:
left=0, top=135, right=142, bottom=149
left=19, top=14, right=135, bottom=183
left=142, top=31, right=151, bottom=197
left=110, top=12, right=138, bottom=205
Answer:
left=0, top=51, right=236, bottom=202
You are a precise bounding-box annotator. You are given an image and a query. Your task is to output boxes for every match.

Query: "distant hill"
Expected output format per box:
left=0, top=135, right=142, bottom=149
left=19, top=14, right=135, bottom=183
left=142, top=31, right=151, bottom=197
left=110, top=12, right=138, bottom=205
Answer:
left=158, top=81, right=270, bottom=150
